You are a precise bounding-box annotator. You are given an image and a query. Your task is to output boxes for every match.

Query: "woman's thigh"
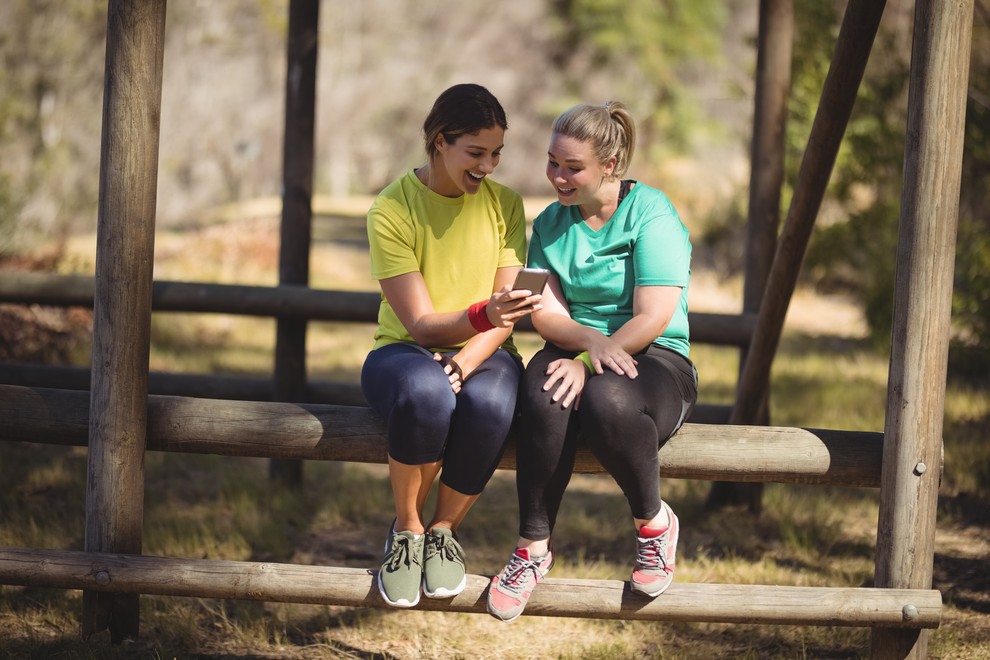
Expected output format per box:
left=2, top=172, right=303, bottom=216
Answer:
left=361, top=342, right=456, bottom=464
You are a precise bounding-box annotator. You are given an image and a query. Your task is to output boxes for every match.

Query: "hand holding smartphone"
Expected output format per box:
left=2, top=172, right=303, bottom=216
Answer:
left=512, top=267, right=550, bottom=294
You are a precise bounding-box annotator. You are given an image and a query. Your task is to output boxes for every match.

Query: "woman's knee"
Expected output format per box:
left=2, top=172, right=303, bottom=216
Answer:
left=579, top=376, right=640, bottom=423
left=392, top=373, right=456, bottom=425
left=456, top=354, right=521, bottom=423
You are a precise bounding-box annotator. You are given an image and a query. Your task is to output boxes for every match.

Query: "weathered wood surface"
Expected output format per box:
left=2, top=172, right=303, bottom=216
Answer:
left=83, top=0, right=168, bottom=641
left=744, top=0, right=792, bottom=318
left=0, top=384, right=883, bottom=487
left=709, top=0, right=794, bottom=512
left=0, top=547, right=941, bottom=628
left=0, top=363, right=733, bottom=424
left=271, top=0, right=321, bottom=485
left=872, top=0, right=973, bottom=657
left=0, top=272, right=757, bottom=347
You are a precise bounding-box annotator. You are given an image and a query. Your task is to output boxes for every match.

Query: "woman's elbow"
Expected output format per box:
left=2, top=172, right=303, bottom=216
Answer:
left=403, top=320, right=438, bottom=348
left=531, top=310, right=558, bottom=338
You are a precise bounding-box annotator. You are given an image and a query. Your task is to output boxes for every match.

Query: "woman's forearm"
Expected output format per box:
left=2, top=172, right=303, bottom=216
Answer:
left=532, top=312, right=603, bottom=352
left=404, top=309, right=479, bottom=348
left=610, top=314, right=671, bottom=354
left=453, top=325, right=513, bottom=375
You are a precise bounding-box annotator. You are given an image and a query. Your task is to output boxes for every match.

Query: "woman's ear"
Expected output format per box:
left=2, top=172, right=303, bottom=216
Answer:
left=604, top=155, right=618, bottom=178
left=435, top=135, right=446, bottom=153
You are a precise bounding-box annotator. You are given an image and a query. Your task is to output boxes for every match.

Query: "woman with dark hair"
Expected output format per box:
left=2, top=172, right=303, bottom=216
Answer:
left=361, top=84, right=541, bottom=608
left=487, top=100, right=697, bottom=622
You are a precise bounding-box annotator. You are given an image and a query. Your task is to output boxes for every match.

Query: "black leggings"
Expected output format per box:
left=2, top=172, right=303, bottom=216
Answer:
left=516, top=342, right=698, bottom=540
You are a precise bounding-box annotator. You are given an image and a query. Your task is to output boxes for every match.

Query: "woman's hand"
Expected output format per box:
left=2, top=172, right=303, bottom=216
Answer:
left=543, top=357, right=588, bottom=409
left=587, top=336, right=639, bottom=379
left=485, top=285, right=543, bottom=329
left=434, top=352, right=463, bottom=394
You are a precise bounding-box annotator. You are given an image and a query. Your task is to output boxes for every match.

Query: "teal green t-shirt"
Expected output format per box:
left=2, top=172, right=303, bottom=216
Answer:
left=527, top=183, right=692, bottom=357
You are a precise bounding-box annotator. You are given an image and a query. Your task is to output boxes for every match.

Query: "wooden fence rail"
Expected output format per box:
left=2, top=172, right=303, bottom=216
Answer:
left=0, top=271, right=757, bottom=347
left=0, top=384, right=882, bottom=487
left=0, top=364, right=733, bottom=424
left=0, top=547, right=942, bottom=629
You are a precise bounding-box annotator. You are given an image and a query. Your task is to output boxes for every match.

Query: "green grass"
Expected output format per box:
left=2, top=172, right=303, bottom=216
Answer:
left=2, top=215, right=988, bottom=658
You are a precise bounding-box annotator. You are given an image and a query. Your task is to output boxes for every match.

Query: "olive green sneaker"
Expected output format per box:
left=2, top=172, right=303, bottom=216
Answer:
left=423, top=527, right=467, bottom=599
left=377, top=527, right=424, bottom=608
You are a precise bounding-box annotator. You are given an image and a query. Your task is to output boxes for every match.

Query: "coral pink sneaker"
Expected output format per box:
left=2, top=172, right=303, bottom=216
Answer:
left=486, top=546, right=554, bottom=622
left=630, top=500, right=679, bottom=597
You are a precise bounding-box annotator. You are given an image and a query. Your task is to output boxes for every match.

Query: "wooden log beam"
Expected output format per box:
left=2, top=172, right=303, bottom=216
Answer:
left=0, top=362, right=732, bottom=423
left=743, top=0, right=792, bottom=313
left=0, top=384, right=883, bottom=487
left=0, top=272, right=757, bottom=347
left=271, top=0, right=321, bottom=486
left=0, top=547, right=941, bottom=628
left=872, top=0, right=974, bottom=657
left=84, top=0, right=168, bottom=640
left=0, top=273, right=381, bottom=323
left=710, top=0, right=794, bottom=513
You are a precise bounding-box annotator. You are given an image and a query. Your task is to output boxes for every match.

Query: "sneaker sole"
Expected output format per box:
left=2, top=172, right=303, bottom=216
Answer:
left=486, top=588, right=524, bottom=624
left=630, top=574, right=673, bottom=597
left=487, top=606, right=523, bottom=624
left=423, top=574, right=467, bottom=599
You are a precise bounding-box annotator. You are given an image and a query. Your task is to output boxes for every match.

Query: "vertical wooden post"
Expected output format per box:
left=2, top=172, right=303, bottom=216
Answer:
left=871, top=0, right=973, bottom=657
left=270, top=0, right=320, bottom=485
left=731, top=0, right=886, bottom=425
left=708, top=0, right=792, bottom=513
left=83, top=0, right=166, bottom=642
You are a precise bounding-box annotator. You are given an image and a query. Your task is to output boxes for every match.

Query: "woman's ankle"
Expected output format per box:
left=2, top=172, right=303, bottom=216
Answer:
left=636, top=510, right=670, bottom=532
left=518, top=537, right=550, bottom=557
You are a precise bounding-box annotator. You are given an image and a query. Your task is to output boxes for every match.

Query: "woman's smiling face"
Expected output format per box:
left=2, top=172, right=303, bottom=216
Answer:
left=545, top=133, right=614, bottom=207
left=432, top=126, right=504, bottom=197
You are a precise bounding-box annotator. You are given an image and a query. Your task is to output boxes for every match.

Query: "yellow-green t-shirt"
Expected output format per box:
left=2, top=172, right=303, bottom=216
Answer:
left=367, top=170, right=527, bottom=354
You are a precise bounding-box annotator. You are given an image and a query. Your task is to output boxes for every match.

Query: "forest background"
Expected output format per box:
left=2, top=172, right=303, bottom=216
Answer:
left=0, top=0, right=987, bottom=364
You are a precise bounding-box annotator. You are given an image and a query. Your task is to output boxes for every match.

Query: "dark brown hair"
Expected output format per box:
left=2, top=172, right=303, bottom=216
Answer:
left=422, top=84, right=508, bottom=159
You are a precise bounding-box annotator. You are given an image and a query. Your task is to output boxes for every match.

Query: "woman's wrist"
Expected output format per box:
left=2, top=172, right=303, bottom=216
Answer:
left=574, top=351, right=594, bottom=374
left=468, top=300, right=495, bottom=332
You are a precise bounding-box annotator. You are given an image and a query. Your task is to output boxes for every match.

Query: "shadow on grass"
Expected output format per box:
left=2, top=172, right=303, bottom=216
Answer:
left=141, top=454, right=394, bottom=566
left=0, top=443, right=87, bottom=551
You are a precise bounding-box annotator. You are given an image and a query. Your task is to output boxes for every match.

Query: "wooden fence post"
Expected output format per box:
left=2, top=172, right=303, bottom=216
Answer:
left=271, top=0, right=320, bottom=485
left=708, top=0, right=793, bottom=513
left=83, top=0, right=166, bottom=642
left=871, top=0, right=973, bottom=657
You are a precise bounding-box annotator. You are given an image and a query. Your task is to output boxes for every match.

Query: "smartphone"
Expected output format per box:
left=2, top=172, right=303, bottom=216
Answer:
left=513, top=267, right=550, bottom=294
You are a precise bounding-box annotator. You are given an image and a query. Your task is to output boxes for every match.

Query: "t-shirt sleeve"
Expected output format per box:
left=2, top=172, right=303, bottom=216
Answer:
left=367, top=202, right=418, bottom=281
left=526, top=216, right=550, bottom=270
left=499, top=188, right=528, bottom=268
left=634, top=199, right=691, bottom=287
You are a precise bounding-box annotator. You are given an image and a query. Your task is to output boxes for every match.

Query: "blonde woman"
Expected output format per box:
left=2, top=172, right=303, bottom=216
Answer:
left=487, top=101, right=697, bottom=622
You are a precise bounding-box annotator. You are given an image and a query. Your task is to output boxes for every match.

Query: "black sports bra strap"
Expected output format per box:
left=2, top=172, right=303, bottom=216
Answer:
left=618, top=179, right=635, bottom=205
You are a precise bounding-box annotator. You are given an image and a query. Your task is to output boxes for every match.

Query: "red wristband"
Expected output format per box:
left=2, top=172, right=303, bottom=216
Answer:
left=468, top=300, right=496, bottom=332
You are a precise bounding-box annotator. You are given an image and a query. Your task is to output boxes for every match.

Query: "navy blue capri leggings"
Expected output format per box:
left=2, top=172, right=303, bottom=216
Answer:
left=361, top=342, right=523, bottom=496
